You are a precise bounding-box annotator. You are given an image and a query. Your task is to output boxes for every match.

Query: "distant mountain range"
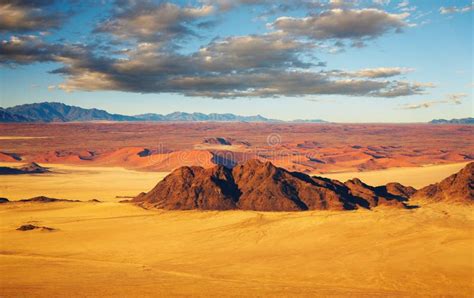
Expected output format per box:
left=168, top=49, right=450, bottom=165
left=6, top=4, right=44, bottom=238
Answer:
left=0, top=102, right=326, bottom=123
left=429, top=118, right=474, bottom=124
left=4, top=102, right=136, bottom=122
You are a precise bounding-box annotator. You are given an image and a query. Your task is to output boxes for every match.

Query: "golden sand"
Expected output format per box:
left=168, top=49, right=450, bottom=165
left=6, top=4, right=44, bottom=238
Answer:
left=0, top=201, right=472, bottom=297
left=0, top=162, right=472, bottom=296
left=319, top=162, right=470, bottom=189
left=0, top=162, right=166, bottom=201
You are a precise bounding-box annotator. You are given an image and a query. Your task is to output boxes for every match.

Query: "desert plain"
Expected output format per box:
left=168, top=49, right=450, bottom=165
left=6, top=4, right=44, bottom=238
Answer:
left=0, top=123, right=473, bottom=297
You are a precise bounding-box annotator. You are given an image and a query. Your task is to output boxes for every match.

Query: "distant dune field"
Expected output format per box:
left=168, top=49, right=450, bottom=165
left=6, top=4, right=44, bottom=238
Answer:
left=1, top=123, right=472, bottom=173
left=0, top=201, right=472, bottom=297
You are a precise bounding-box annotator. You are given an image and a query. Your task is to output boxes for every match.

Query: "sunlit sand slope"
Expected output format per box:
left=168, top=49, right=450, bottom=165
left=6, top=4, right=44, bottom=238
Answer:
left=320, top=162, right=470, bottom=189
left=0, top=162, right=166, bottom=201
left=0, top=202, right=472, bottom=297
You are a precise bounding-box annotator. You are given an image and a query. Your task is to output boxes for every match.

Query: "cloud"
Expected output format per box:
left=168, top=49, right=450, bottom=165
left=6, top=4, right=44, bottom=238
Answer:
left=56, top=60, right=429, bottom=98
left=0, top=35, right=60, bottom=64
left=0, top=35, right=89, bottom=65
left=397, top=0, right=409, bottom=8
left=272, top=9, right=409, bottom=41
left=447, top=93, right=469, bottom=104
left=440, top=3, right=473, bottom=14
left=201, top=0, right=325, bottom=12
left=401, top=101, right=437, bottom=109
left=0, top=0, right=66, bottom=32
left=95, top=1, right=214, bottom=43
left=328, top=67, right=414, bottom=78
left=0, top=33, right=430, bottom=99
left=373, top=0, right=390, bottom=5
left=400, top=93, right=467, bottom=109
left=0, top=1, right=430, bottom=100
left=195, top=33, right=313, bottom=72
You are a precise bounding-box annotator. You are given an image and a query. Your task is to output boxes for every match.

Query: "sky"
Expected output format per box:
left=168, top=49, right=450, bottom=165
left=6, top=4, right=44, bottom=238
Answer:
left=0, top=0, right=472, bottom=122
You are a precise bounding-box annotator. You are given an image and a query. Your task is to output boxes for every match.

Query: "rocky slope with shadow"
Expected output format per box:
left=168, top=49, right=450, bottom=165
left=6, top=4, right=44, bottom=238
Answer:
left=412, top=162, right=473, bottom=203
left=134, top=159, right=415, bottom=211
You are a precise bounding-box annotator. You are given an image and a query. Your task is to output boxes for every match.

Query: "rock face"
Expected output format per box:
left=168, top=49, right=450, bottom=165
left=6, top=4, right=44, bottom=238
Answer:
left=134, top=166, right=239, bottom=210
left=134, top=160, right=414, bottom=211
left=412, top=162, right=473, bottom=203
left=344, top=179, right=414, bottom=208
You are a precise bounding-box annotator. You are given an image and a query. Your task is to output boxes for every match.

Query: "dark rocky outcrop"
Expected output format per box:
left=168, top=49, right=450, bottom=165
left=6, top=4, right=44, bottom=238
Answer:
left=203, top=137, right=251, bottom=147
left=412, top=162, right=473, bottom=203
left=134, top=160, right=414, bottom=211
left=0, top=162, right=50, bottom=175
left=16, top=224, right=55, bottom=231
left=0, top=198, right=10, bottom=203
left=19, top=196, right=80, bottom=203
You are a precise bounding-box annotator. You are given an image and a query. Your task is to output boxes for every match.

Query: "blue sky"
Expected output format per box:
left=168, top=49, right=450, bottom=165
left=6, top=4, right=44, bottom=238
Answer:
left=0, top=0, right=472, bottom=122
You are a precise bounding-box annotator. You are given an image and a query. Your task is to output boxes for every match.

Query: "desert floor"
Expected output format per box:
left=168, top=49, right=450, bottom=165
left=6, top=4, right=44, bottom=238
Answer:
left=0, top=162, right=166, bottom=201
left=1, top=202, right=473, bottom=297
left=0, top=163, right=473, bottom=297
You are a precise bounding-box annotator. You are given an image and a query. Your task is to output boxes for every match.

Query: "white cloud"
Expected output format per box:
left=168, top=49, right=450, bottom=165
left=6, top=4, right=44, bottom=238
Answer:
left=400, top=93, right=468, bottom=109
left=440, top=3, right=473, bottom=14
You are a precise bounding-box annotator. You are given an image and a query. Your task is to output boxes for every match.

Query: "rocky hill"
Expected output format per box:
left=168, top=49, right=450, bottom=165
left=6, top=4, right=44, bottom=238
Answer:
left=412, top=162, right=473, bottom=203
left=133, top=159, right=414, bottom=211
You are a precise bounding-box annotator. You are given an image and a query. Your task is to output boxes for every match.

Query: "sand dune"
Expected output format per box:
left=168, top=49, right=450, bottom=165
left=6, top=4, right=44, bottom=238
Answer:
left=0, top=201, right=472, bottom=297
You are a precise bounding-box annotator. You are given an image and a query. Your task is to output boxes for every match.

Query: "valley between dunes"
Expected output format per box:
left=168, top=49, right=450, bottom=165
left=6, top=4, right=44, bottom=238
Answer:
left=0, top=162, right=473, bottom=296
